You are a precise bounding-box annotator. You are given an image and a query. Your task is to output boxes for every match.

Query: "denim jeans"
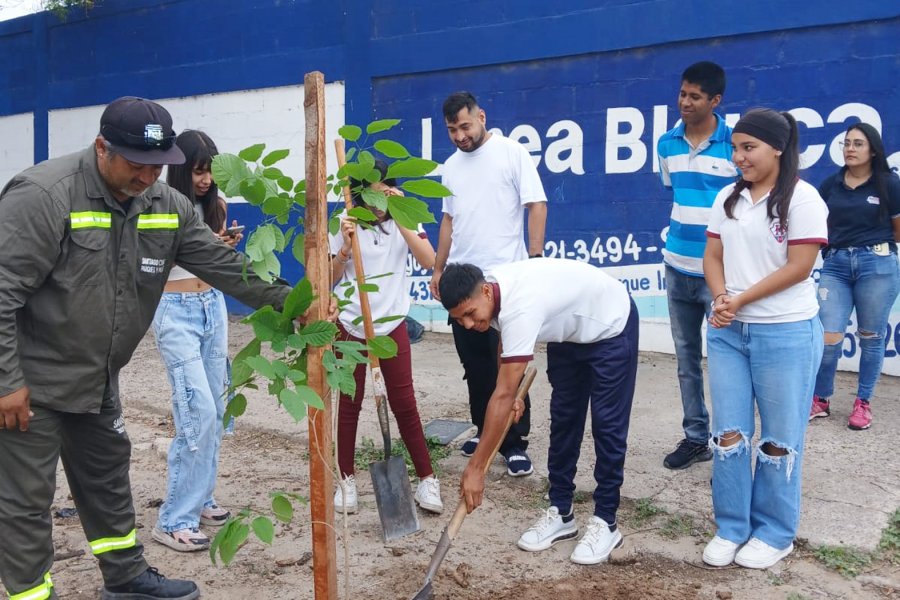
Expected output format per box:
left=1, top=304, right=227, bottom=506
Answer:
left=815, top=247, right=900, bottom=401
left=665, top=266, right=712, bottom=444
left=152, top=289, right=229, bottom=532
left=707, top=317, right=823, bottom=550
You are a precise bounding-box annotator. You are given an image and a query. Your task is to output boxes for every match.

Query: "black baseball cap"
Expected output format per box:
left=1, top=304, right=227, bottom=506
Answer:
left=99, top=96, right=185, bottom=165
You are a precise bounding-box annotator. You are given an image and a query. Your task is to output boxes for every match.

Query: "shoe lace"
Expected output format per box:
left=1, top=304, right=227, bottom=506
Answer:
left=851, top=400, right=870, bottom=418
left=422, top=477, right=439, bottom=495
left=144, top=567, right=165, bottom=583
left=527, top=508, right=560, bottom=535
left=581, top=519, right=608, bottom=547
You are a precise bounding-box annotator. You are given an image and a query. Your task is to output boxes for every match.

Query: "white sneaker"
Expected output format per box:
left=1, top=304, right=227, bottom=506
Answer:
left=570, top=517, right=622, bottom=565
left=517, top=507, right=579, bottom=552
left=414, top=477, right=443, bottom=514
left=333, top=474, right=358, bottom=514
left=734, top=537, right=793, bottom=569
left=702, top=535, right=741, bottom=566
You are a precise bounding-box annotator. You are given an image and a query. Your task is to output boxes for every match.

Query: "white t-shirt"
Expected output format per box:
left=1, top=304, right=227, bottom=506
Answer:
left=706, top=180, right=828, bottom=323
left=441, top=134, right=547, bottom=272
left=488, top=258, right=632, bottom=362
left=329, top=215, right=426, bottom=338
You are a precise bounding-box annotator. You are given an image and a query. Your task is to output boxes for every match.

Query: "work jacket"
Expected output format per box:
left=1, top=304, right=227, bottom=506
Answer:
left=0, top=146, right=289, bottom=412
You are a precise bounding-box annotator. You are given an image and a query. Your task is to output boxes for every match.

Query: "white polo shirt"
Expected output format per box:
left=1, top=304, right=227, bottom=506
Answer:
left=442, top=134, right=547, bottom=272
left=329, top=215, right=426, bottom=338
left=706, top=180, right=828, bottom=324
left=487, top=258, right=632, bottom=362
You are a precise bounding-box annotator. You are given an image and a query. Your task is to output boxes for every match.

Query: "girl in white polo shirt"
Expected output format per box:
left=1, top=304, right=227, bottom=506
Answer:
left=702, top=109, right=828, bottom=570
left=329, top=160, right=443, bottom=516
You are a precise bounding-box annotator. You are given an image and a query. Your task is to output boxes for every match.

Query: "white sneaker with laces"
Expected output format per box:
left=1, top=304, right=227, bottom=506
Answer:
left=414, top=476, right=443, bottom=514
left=570, top=516, right=622, bottom=565
left=517, top=507, right=579, bottom=552
left=734, top=537, right=793, bottom=569
left=333, top=474, right=358, bottom=514
left=702, top=535, right=741, bottom=566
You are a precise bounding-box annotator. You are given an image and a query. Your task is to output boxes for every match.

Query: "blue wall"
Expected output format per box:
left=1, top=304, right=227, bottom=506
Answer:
left=2, top=0, right=899, bottom=339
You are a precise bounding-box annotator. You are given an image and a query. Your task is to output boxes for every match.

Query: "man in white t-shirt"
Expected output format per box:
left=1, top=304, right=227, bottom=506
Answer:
left=429, top=91, right=548, bottom=476
left=438, top=259, right=639, bottom=566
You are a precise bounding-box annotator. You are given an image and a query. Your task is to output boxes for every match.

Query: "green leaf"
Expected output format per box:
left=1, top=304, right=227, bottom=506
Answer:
left=243, top=305, right=289, bottom=342
left=373, top=314, right=405, bottom=325
left=328, top=215, right=341, bottom=236
left=366, top=119, right=401, bottom=134
left=338, top=124, right=362, bottom=142
left=219, top=522, right=249, bottom=565
left=272, top=495, right=294, bottom=523
left=279, top=387, right=307, bottom=422
left=333, top=340, right=369, bottom=364
left=361, top=188, right=388, bottom=211
left=373, top=139, right=409, bottom=159
left=268, top=376, right=286, bottom=398
left=292, top=233, right=305, bottom=265
left=245, top=355, right=276, bottom=380
left=277, top=176, right=294, bottom=192
left=231, top=339, right=261, bottom=386
left=358, top=150, right=376, bottom=171
left=239, top=144, right=265, bottom=162
left=324, top=361, right=358, bottom=396
left=297, top=384, right=325, bottom=410
left=262, top=167, right=284, bottom=180
left=358, top=283, right=379, bottom=293
left=387, top=194, right=437, bottom=229
left=294, top=179, right=307, bottom=193
left=347, top=206, right=377, bottom=223
left=223, top=393, right=247, bottom=427
left=386, top=157, right=439, bottom=179
left=298, top=320, right=339, bottom=347
left=368, top=335, right=398, bottom=359
left=400, top=179, right=453, bottom=198
left=262, top=148, right=290, bottom=167
left=251, top=517, right=274, bottom=545
left=286, top=369, right=307, bottom=383
left=345, top=147, right=357, bottom=162
left=212, top=154, right=253, bottom=198
left=239, top=178, right=267, bottom=205
left=283, top=278, right=314, bottom=320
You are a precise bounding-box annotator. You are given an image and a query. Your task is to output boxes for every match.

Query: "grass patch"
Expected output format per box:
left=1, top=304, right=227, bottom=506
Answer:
left=660, top=513, right=694, bottom=539
left=813, top=545, right=871, bottom=578
left=354, top=436, right=452, bottom=478
left=785, top=594, right=809, bottom=600
left=625, top=497, right=667, bottom=527
left=878, top=508, right=900, bottom=564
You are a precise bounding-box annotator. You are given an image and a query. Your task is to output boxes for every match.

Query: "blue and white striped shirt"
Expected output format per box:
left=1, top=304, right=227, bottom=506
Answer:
left=657, top=114, right=737, bottom=276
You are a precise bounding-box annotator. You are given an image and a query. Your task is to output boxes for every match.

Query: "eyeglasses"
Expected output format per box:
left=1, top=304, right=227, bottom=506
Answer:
left=839, top=140, right=868, bottom=150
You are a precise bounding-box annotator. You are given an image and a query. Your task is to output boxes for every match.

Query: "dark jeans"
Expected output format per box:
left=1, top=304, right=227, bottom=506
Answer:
left=450, top=320, right=531, bottom=453
left=665, top=265, right=712, bottom=445
left=547, top=300, right=639, bottom=524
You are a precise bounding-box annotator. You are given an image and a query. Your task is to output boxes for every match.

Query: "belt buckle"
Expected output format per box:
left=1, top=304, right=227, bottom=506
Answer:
left=872, top=242, right=890, bottom=256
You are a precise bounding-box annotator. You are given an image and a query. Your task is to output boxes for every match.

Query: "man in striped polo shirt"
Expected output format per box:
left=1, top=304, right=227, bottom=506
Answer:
left=657, top=62, right=737, bottom=470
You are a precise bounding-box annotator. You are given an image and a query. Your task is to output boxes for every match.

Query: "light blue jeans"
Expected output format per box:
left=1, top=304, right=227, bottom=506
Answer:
left=707, top=317, right=823, bottom=550
left=153, top=289, right=229, bottom=532
left=815, top=247, right=900, bottom=401
left=665, top=266, right=713, bottom=445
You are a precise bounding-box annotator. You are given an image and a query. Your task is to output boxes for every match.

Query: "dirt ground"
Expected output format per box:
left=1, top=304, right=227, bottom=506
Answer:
left=44, top=321, right=900, bottom=599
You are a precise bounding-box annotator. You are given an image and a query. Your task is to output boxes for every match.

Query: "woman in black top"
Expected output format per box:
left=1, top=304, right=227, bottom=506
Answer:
left=810, top=123, right=900, bottom=430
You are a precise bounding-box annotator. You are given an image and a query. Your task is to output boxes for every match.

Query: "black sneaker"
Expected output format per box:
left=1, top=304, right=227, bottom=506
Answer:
left=502, top=447, right=534, bottom=477
left=460, top=436, right=480, bottom=457
left=102, top=567, right=200, bottom=600
left=663, top=439, right=712, bottom=470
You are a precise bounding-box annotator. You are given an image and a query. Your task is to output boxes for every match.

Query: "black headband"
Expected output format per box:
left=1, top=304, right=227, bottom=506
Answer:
left=733, top=109, right=791, bottom=151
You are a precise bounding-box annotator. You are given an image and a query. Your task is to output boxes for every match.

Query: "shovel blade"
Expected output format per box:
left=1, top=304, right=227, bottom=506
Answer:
left=370, top=455, right=420, bottom=541
left=409, top=581, right=433, bottom=600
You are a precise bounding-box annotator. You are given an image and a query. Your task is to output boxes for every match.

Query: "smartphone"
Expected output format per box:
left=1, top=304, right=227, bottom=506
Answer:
left=225, top=225, right=245, bottom=237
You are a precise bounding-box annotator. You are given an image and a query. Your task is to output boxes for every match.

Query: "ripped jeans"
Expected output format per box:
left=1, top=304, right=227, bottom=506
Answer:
left=815, top=247, right=900, bottom=401
left=707, top=317, right=823, bottom=549
left=152, top=289, right=229, bottom=532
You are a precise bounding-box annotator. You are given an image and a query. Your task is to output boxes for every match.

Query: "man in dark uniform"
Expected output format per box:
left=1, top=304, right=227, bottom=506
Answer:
left=0, top=97, right=294, bottom=600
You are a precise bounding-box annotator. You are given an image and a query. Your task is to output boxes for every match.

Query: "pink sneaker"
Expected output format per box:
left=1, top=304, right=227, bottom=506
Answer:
left=808, top=396, right=830, bottom=421
left=848, top=398, right=872, bottom=430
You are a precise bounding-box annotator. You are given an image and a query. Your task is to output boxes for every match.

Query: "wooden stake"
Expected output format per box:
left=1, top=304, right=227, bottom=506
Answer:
left=303, top=70, right=338, bottom=600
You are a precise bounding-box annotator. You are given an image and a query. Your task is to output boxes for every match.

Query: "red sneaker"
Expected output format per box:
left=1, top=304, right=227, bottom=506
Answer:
left=808, top=396, right=830, bottom=421
left=847, top=398, right=872, bottom=430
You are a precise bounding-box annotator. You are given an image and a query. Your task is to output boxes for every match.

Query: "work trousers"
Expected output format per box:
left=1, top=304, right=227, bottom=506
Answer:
left=450, top=321, right=531, bottom=454
left=0, top=397, right=148, bottom=599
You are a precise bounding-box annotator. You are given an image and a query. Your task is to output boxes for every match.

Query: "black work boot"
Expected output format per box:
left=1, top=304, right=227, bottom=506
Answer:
left=101, top=567, right=200, bottom=600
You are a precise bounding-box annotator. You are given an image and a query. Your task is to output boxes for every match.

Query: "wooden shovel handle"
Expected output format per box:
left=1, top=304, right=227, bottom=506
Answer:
left=446, top=366, right=537, bottom=539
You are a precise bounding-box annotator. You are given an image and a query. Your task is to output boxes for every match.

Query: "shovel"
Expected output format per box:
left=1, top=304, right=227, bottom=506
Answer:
left=335, top=140, right=420, bottom=541
left=411, top=366, right=537, bottom=600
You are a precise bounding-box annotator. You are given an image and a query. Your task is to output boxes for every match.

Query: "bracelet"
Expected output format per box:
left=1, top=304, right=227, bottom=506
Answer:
left=711, top=293, right=727, bottom=310
left=337, top=247, right=350, bottom=264
left=529, top=254, right=542, bottom=259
